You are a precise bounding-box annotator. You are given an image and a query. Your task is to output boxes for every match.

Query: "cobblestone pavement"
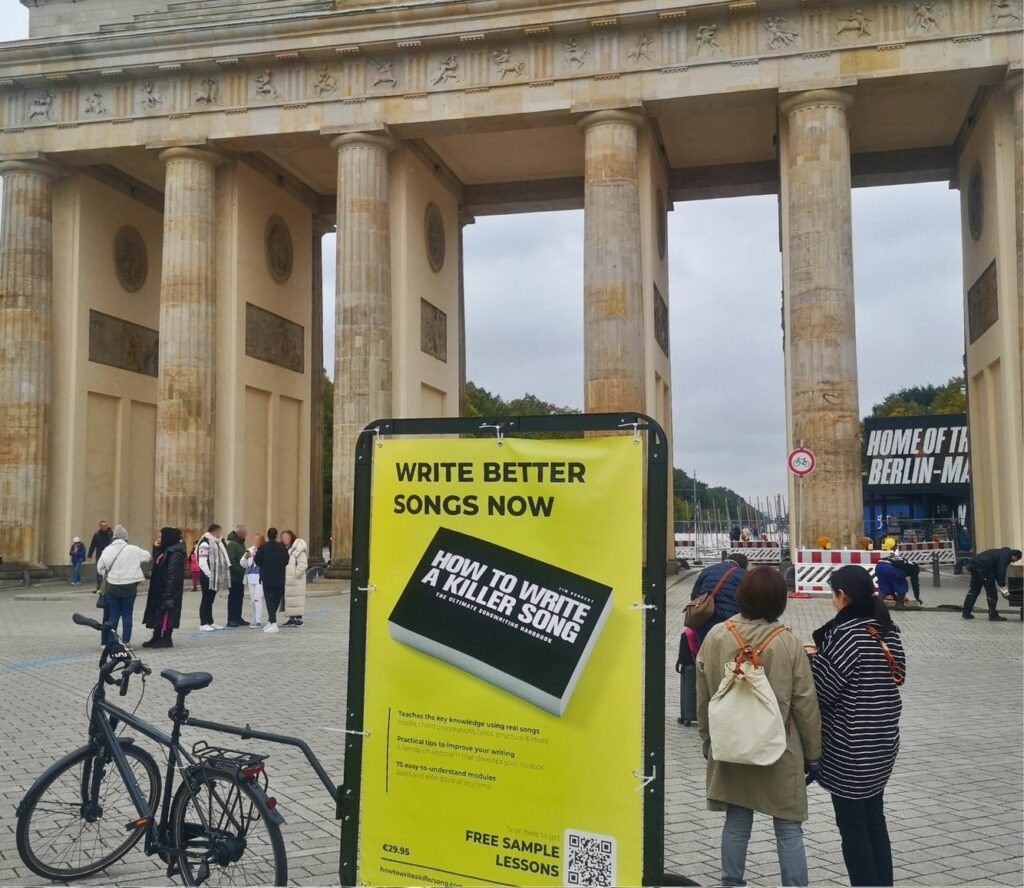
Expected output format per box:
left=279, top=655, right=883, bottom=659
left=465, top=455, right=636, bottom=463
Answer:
left=0, top=575, right=1020, bottom=887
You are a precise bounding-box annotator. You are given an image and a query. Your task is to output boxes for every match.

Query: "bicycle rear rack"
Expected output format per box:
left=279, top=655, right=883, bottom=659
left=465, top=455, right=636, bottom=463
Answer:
left=190, top=739, right=268, bottom=779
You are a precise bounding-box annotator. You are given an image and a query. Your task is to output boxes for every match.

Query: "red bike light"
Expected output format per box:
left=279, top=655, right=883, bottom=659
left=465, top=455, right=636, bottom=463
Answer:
left=241, top=764, right=266, bottom=778
left=266, top=797, right=277, bottom=809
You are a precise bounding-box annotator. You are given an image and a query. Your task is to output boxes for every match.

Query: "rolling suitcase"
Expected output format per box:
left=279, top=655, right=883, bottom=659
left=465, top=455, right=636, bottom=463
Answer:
left=676, top=631, right=698, bottom=726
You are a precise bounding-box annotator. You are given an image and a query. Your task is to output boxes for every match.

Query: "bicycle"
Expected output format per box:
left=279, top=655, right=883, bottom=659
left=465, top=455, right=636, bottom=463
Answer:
left=16, top=613, right=339, bottom=886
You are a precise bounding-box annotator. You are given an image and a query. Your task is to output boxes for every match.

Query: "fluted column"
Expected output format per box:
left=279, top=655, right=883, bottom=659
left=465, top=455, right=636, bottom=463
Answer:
left=1009, top=74, right=1023, bottom=428
left=308, top=214, right=332, bottom=563
left=155, top=147, right=222, bottom=547
left=330, top=132, right=394, bottom=570
left=579, top=110, right=646, bottom=413
left=0, top=160, right=58, bottom=567
left=781, top=89, right=862, bottom=548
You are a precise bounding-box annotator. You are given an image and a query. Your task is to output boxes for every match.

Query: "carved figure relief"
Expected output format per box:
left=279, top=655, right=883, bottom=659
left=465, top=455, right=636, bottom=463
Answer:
left=909, top=2, right=942, bottom=32
left=420, top=299, right=448, bottom=362
left=695, top=25, right=722, bottom=56
left=653, top=285, right=669, bottom=357
left=312, top=65, right=338, bottom=96
left=245, top=303, right=304, bottom=373
left=492, top=49, right=526, bottom=79
left=765, top=16, right=799, bottom=49
left=988, top=0, right=1022, bottom=25
left=563, top=38, right=588, bottom=68
left=432, top=55, right=459, bottom=86
left=84, top=92, right=106, bottom=115
left=28, top=92, right=54, bottom=121
left=265, top=216, right=293, bottom=284
left=254, top=69, right=278, bottom=99
left=113, top=226, right=148, bottom=293
left=89, top=311, right=159, bottom=378
left=194, top=78, right=220, bottom=104
left=425, top=203, right=446, bottom=273
left=835, top=9, right=872, bottom=38
left=140, top=80, right=163, bottom=109
left=627, top=33, right=653, bottom=62
left=372, top=59, right=398, bottom=88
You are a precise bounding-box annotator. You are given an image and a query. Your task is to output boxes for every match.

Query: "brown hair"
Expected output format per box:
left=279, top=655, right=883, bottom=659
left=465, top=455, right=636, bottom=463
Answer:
left=736, top=567, right=788, bottom=622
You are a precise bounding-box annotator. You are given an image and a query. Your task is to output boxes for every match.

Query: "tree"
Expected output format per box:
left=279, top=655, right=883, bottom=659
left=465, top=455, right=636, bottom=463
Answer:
left=869, top=375, right=965, bottom=417
left=463, top=381, right=577, bottom=419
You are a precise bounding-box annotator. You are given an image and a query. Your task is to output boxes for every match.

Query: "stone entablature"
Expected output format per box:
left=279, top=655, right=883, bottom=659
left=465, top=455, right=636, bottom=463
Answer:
left=1, top=1, right=1020, bottom=145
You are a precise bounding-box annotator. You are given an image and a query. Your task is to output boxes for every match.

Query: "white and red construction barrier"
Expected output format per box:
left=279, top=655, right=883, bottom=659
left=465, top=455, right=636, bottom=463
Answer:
left=896, top=540, right=955, bottom=564
left=794, top=549, right=883, bottom=597
left=674, top=535, right=696, bottom=562
left=725, top=540, right=782, bottom=565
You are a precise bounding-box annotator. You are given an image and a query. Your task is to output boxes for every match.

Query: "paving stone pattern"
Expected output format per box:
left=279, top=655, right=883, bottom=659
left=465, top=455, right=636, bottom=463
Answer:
left=0, top=577, right=1020, bottom=887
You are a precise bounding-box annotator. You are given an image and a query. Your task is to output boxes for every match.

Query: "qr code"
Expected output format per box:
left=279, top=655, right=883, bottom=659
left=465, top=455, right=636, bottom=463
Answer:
left=565, top=829, right=616, bottom=887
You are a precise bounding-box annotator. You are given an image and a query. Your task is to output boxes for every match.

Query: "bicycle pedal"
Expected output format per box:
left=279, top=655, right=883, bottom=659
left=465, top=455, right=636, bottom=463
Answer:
left=197, top=861, right=210, bottom=884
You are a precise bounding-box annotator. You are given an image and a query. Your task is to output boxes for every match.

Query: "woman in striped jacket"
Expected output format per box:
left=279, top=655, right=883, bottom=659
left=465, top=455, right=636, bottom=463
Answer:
left=811, top=564, right=907, bottom=887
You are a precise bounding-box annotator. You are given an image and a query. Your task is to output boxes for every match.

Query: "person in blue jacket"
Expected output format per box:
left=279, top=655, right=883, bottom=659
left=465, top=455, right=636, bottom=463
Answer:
left=874, top=559, right=909, bottom=608
left=963, top=547, right=1022, bottom=621
left=690, top=553, right=748, bottom=645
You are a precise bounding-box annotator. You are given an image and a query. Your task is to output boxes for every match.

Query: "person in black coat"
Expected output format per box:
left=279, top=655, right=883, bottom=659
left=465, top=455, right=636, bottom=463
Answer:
left=963, top=547, right=1022, bottom=621
left=87, top=521, right=113, bottom=591
left=142, top=527, right=186, bottom=648
left=254, top=527, right=290, bottom=633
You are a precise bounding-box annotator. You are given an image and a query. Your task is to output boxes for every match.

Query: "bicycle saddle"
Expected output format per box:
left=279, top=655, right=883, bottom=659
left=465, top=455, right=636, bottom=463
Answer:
left=160, top=668, right=213, bottom=693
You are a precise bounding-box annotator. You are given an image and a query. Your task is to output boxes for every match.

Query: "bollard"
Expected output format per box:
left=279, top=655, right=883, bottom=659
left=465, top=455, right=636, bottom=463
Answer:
left=931, top=552, right=941, bottom=588
left=721, top=549, right=728, bottom=562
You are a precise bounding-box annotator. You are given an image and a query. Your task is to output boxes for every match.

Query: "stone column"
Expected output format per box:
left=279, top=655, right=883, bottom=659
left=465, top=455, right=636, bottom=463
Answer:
left=329, top=132, right=394, bottom=571
left=458, top=209, right=474, bottom=415
left=308, top=215, right=332, bottom=564
left=579, top=110, right=646, bottom=414
left=0, top=159, right=58, bottom=567
left=1008, top=74, right=1023, bottom=432
left=155, top=147, right=222, bottom=548
left=780, top=89, right=863, bottom=548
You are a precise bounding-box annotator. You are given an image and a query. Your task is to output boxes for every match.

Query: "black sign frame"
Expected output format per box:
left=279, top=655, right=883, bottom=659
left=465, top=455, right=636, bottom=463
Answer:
left=337, top=412, right=677, bottom=888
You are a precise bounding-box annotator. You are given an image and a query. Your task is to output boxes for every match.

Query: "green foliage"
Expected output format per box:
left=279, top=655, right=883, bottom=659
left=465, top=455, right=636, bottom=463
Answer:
left=870, top=375, right=966, bottom=418
left=672, top=468, right=766, bottom=524
left=463, top=381, right=578, bottom=419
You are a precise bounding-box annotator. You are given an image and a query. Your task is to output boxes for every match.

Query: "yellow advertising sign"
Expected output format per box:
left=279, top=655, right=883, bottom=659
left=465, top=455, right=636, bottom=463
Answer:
left=356, top=435, right=644, bottom=887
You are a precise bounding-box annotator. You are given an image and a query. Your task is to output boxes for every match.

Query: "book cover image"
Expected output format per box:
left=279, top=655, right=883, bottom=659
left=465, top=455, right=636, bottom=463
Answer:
left=387, top=527, right=614, bottom=717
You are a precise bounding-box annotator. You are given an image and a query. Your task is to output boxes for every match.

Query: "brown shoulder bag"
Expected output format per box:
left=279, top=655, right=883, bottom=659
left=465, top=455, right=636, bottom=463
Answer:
left=684, top=564, right=739, bottom=630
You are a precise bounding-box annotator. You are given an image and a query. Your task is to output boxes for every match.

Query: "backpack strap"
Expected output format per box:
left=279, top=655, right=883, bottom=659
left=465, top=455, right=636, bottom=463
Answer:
left=724, top=620, right=789, bottom=672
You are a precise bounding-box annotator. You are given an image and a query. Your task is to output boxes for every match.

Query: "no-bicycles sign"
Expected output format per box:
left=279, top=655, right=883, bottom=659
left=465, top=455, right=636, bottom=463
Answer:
left=787, top=447, right=816, bottom=478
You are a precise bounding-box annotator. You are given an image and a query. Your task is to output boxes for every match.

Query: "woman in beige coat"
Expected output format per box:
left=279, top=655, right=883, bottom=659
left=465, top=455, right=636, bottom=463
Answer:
left=280, top=531, right=307, bottom=628
left=696, top=567, right=822, bottom=887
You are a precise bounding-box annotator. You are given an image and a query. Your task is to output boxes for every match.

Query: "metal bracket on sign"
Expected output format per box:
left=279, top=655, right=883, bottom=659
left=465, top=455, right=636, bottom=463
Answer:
left=631, top=602, right=657, bottom=611
left=632, top=765, right=656, bottom=791
left=479, top=422, right=504, bottom=447
left=618, top=421, right=641, bottom=444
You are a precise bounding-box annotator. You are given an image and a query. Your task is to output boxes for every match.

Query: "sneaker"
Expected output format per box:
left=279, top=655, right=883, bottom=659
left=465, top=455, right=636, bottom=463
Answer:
left=293, top=617, right=303, bottom=627
left=989, top=613, right=1008, bottom=622
left=225, top=621, right=245, bottom=628
left=962, top=613, right=975, bottom=619
left=263, top=623, right=279, bottom=633
left=250, top=620, right=263, bottom=629
left=281, top=617, right=297, bottom=627
left=199, top=624, right=219, bottom=632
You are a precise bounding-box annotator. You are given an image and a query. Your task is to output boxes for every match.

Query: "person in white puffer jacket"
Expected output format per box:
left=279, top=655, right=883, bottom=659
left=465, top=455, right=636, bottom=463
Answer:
left=96, top=524, right=152, bottom=645
left=280, top=531, right=308, bottom=628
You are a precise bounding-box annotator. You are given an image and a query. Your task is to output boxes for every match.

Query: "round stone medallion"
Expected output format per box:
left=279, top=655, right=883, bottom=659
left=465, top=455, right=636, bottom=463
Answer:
left=425, top=202, right=445, bottom=273
left=967, top=163, right=983, bottom=242
left=656, top=190, right=667, bottom=261
left=265, top=215, right=293, bottom=284
left=113, top=226, right=147, bottom=293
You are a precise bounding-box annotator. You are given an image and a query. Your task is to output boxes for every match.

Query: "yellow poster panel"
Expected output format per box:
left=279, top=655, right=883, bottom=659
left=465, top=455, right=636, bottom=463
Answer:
left=358, top=436, right=644, bottom=887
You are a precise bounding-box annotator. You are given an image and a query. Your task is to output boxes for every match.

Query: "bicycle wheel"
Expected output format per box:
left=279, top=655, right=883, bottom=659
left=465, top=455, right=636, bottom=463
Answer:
left=17, top=742, right=161, bottom=881
left=170, top=765, right=287, bottom=887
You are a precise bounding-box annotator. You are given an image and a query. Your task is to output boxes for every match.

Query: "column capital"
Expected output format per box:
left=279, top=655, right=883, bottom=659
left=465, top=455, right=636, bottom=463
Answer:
left=779, top=88, right=854, bottom=117
left=0, top=158, right=60, bottom=180
left=577, top=109, right=645, bottom=133
left=158, top=146, right=225, bottom=167
left=330, top=131, right=396, bottom=153
left=313, top=213, right=335, bottom=237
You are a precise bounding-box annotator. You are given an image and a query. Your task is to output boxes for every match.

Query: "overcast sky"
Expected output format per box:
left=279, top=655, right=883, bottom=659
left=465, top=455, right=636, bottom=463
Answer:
left=1, top=3, right=966, bottom=502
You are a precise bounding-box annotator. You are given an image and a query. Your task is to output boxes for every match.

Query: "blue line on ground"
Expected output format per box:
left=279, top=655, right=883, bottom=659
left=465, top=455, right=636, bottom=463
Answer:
left=6, top=651, right=91, bottom=671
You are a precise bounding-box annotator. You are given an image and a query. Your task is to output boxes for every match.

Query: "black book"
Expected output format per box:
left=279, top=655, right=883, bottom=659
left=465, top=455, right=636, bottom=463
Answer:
left=388, top=527, right=614, bottom=717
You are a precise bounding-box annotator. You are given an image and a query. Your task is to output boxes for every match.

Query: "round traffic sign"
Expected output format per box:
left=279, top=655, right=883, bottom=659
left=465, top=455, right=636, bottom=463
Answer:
left=787, top=447, right=816, bottom=477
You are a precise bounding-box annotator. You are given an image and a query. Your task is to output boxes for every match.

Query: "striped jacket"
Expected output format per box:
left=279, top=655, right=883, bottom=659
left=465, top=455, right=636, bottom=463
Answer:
left=810, top=613, right=906, bottom=799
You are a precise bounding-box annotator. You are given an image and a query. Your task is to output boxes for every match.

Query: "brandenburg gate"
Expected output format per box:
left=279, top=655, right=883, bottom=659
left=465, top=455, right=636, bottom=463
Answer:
left=0, top=0, right=1021, bottom=572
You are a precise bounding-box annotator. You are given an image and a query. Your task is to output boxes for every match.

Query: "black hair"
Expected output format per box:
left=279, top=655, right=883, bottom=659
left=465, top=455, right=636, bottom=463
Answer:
left=829, top=564, right=892, bottom=631
left=1011, top=549, right=1022, bottom=560
left=208, top=523, right=221, bottom=533
left=267, top=527, right=278, bottom=540
left=726, top=553, right=749, bottom=570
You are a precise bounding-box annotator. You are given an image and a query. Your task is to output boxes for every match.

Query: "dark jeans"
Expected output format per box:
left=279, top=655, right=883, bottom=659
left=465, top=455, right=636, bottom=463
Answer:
left=264, top=585, right=283, bottom=626
left=831, top=793, right=893, bottom=887
left=71, top=560, right=83, bottom=584
left=199, top=573, right=218, bottom=626
left=102, top=585, right=138, bottom=645
left=227, top=577, right=244, bottom=624
left=964, top=567, right=998, bottom=616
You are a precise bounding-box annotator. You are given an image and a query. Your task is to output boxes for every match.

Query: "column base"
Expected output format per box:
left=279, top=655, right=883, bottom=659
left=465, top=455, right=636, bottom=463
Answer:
left=324, top=559, right=353, bottom=580
left=0, top=563, right=55, bottom=580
